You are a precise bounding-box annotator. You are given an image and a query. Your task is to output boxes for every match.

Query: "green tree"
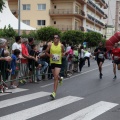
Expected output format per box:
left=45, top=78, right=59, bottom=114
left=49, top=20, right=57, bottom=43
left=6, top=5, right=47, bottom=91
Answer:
left=84, top=32, right=102, bottom=47
left=61, top=30, right=84, bottom=45
left=37, top=26, right=61, bottom=41
left=0, top=25, right=17, bottom=38
left=0, top=0, right=5, bottom=12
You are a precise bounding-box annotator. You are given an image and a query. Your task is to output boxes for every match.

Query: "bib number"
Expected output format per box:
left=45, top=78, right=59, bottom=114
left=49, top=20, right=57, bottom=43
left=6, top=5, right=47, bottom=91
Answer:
left=98, top=54, right=104, bottom=59
left=52, top=54, right=60, bottom=61
left=114, top=56, right=119, bottom=60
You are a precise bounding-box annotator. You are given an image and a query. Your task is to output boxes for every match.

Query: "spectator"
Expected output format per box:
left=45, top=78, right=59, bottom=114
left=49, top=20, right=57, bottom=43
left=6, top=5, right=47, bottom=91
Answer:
left=84, top=51, right=92, bottom=67
left=37, top=44, right=48, bottom=81
left=78, top=46, right=86, bottom=72
left=27, top=37, right=34, bottom=54
left=12, top=36, right=22, bottom=53
left=20, top=38, right=35, bottom=83
left=28, top=44, right=41, bottom=82
left=11, top=49, right=20, bottom=89
left=0, top=38, right=12, bottom=93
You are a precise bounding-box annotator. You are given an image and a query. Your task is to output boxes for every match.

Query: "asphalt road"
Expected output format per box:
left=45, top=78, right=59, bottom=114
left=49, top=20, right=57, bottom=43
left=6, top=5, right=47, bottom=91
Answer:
left=0, top=59, right=120, bottom=120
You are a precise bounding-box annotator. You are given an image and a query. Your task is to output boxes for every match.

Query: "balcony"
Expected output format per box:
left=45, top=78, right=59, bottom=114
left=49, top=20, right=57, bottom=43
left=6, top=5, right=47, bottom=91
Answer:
left=53, top=25, right=84, bottom=31
left=76, top=0, right=86, bottom=4
left=95, top=0, right=108, bottom=9
left=87, top=14, right=105, bottom=28
left=103, top=14, right=108, bottom=19
left=49, top=9, right=85, bottom=19
left=87, top=0, right=105, bottom=17
left=86, top=27, right=102, bottom=34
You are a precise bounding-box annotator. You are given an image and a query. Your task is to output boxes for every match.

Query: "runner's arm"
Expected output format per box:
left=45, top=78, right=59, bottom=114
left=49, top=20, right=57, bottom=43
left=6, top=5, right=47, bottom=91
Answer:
left=45, top=44, right=52, bottom=58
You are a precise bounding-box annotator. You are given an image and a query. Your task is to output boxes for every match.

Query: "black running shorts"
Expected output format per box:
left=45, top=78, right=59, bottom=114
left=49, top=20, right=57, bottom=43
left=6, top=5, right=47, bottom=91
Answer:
left=51, top=63, right=61, bottom=69
left=97, top=58, right=104, bottom=65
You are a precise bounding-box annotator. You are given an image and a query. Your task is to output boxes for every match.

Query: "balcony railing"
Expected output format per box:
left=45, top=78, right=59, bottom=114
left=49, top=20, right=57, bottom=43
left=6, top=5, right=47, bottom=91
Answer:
left=87, top=0, right=105, bottom=16
left=87, top=14, right=104, bottom=27
left=49, top=9, right=85, bottom=17
left=53, top=25, right=84, bottom=31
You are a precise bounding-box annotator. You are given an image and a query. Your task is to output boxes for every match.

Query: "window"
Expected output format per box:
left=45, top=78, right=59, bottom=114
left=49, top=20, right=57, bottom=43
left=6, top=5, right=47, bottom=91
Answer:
left=37, top=20, right=46, bottom=26
left=22, top=20, right=30, bottom=25
left=38, top=4, right=46, bottom=10
left=22, top=4, right=30, bottom=10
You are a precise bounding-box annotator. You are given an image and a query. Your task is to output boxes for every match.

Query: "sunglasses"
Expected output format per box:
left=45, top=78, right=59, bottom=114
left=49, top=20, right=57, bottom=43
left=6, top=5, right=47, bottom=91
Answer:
left=54, top=37, right=59, bottom=39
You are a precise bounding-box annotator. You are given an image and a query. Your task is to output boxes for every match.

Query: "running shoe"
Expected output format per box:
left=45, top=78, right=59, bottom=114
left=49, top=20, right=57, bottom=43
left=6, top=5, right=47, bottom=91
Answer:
left=50, top=92, right=56, bottom=100
left=59, top=77, right=63, bottom=86
left=100, top=73, right=103, bottom=79
left=10, top=85, right=17, bottom=89
left=113, top=76, right=117, bottom=80
left=19, top=80, right=24, bottom=84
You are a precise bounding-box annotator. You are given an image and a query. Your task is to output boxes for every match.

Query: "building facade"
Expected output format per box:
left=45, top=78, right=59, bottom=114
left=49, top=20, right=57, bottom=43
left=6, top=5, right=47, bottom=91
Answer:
left=8, top=0, right=108, bottom=34
left=106, top=25, right=115, bottom=40
left=115, top=0, right=120, bottom=32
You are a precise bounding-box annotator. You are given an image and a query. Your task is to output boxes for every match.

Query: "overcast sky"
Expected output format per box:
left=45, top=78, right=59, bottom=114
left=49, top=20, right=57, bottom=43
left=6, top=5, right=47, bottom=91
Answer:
left=104, top=0, right=116, bottom=25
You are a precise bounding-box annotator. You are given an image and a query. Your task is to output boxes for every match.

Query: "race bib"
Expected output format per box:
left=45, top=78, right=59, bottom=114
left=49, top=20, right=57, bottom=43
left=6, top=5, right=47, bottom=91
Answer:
left=52, top=54, right=60, bottom=61
left=98, top=54, right=104, bottom=59
left=114, top=56, right=119, bottom=60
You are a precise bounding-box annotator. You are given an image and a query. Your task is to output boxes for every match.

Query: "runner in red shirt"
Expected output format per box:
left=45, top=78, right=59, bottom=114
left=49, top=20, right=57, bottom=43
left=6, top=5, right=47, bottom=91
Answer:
left=111, top=43, right=120, bottom=80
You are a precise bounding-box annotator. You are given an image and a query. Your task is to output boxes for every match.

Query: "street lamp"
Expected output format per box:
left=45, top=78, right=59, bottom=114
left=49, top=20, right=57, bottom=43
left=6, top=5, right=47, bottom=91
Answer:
left=18, top=0, right=21, bottom=35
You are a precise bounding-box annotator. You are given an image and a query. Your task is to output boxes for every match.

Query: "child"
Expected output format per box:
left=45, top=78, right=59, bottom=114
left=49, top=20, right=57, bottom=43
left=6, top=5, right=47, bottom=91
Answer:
left=11, top=49, right=20, bottom=89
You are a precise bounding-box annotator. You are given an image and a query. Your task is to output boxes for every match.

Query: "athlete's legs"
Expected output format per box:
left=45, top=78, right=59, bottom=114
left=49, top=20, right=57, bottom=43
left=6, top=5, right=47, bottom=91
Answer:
left=52, top=67, right=61, bottom=93
left=113, top=63, right=116, bottom=76
left=98, top=62, right=103, bottom=74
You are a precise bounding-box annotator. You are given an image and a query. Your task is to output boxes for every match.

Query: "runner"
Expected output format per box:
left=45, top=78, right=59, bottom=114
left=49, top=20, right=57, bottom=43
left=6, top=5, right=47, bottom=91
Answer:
left=111, top=43, right=120, bottom=80
left=46, top=35, right=64, bottom=99
left=94, top=42, right=107, bottom=79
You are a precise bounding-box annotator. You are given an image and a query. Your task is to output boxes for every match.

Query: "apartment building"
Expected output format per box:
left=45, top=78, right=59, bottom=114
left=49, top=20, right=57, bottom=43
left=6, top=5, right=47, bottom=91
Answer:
left=115, top=0, right=120, bottom=32
left=8, top=0, right=108, bottom=34
left=106, top=25, right=115, bottom=40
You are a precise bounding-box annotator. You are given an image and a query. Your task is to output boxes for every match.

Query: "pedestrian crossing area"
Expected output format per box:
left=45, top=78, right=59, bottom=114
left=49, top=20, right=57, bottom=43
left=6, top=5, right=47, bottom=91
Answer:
left=0, top=88, right=118, bottom=120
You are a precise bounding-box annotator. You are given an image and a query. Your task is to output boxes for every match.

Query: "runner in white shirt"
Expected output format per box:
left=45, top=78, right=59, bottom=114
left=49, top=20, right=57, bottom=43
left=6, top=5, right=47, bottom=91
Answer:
left=84, top=51, right=92, bottom=67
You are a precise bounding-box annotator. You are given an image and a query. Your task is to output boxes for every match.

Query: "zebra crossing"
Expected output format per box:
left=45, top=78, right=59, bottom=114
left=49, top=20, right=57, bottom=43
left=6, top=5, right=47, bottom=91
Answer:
left=0, top=88, right=118, bottom=120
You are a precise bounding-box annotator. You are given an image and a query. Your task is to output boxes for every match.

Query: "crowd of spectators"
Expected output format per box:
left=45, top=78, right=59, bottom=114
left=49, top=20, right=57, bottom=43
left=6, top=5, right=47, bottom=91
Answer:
left=0, top=36, right=92, bottom=93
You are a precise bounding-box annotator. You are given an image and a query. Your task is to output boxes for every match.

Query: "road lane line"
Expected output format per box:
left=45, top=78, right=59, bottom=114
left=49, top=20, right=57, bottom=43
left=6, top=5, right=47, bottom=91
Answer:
left=0, top=96, right=83, bottom=120
left=60, top=101, right=118, bottom=120
left=0, top=88, right=28, bottom=96
left=41, top=63, right=112, bottom=88
left=0, top=91, right=50, bottom=109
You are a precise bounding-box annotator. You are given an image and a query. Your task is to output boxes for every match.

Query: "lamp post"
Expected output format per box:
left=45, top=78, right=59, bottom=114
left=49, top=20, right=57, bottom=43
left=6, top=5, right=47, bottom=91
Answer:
left=18, top=0, right=21, bottom=35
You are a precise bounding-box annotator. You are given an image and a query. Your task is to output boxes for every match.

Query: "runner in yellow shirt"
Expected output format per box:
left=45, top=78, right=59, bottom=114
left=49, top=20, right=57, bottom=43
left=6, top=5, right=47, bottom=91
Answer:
left=46, top=35, right=64, bottom=99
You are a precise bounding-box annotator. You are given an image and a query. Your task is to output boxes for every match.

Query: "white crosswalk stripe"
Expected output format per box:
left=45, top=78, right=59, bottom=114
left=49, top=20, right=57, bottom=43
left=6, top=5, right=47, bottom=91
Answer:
left=0, top=90, right=118, bottom=120
left=60, top=101, right=118, bottom=120
left=0, top=91, right=50, bottom=109
left=0, top=88, right=28, bottom=96
left=0, top=96, right=82, bottom=120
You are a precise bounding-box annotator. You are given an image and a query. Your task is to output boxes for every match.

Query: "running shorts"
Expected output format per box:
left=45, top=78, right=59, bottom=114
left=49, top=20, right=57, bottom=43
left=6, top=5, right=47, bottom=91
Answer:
left=51, top=63, right=61, bottom=69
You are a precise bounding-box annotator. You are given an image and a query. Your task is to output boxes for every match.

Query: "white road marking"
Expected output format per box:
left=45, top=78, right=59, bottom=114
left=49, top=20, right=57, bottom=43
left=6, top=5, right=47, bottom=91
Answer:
left=0, top=91, right=50, bottom=108
left=0, top=96, right=83, bottom=120
left=0, top=88, right=28, bottom=96
left=60, top=101, right=118, bottom=120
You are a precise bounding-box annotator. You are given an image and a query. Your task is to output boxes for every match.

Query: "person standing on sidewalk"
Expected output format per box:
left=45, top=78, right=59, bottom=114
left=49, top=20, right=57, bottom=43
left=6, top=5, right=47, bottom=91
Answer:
left=84, top=51, right=92, bottom=67
left=111, top=43, right=120, bottom=80
left=94, top=42, right=107, bottom=79
left=46, top=35, right=64, bottom=99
